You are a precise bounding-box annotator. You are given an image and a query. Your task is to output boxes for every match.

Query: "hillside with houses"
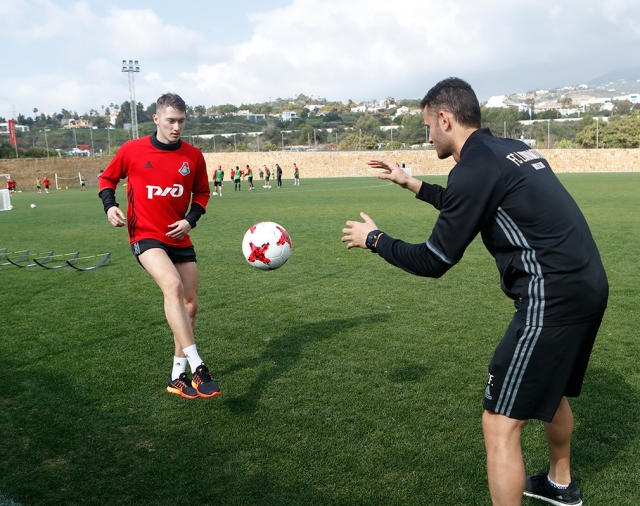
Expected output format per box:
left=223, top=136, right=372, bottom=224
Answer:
left=2, top=78, right=640, bottom=159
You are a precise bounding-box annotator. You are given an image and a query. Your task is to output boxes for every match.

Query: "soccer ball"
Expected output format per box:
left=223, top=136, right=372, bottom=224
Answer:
left=30, top=204, right=36, bottom=208
left=242, top=222, right=292, bottom=270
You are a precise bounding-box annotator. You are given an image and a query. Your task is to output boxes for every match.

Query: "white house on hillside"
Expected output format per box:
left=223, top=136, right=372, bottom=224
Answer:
left=282, top=111, right=299, bottom=121
left=485, top=95, right=509, bottom=108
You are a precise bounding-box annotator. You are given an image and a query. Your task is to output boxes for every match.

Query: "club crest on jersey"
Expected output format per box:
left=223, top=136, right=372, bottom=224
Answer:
left=179, top=162, right=190, bottom=176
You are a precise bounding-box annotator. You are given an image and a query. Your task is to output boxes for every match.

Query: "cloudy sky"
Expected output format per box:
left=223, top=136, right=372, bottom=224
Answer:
left=1, top=0, right=639, bottom=118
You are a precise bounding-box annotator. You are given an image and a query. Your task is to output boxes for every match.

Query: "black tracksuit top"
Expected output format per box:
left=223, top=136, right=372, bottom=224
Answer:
left=375, top=128, right=608, bottom=327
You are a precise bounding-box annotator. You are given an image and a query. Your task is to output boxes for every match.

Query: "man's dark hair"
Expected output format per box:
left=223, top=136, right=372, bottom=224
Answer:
left=420, top=77, right=481, bottom=129
left=157, top=93, right=186, bottom=112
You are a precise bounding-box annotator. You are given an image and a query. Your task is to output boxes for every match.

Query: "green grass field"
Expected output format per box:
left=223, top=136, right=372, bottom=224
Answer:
left=1, top=174, right=639, bottom=506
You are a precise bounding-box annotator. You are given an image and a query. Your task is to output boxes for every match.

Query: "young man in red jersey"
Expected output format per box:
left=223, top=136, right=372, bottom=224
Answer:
left=98, top=93, right=220, bottom=400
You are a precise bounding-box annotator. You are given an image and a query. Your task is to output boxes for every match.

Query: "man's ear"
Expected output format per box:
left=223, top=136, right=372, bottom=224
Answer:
left=439, top=110, right=453, bottom=132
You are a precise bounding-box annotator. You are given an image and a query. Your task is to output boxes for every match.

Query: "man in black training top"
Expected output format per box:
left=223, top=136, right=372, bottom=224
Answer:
left=342, top=77, right=608, bottom=506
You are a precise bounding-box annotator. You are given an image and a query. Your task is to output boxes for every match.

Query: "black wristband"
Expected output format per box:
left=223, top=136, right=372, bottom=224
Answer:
left=98, top=188, right=119, bottom=214
left=185, top=202, right=206, bottom=229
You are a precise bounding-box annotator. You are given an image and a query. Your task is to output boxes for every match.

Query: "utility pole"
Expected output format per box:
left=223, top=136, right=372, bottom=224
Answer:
left=121, top=60, right=140, bottom=139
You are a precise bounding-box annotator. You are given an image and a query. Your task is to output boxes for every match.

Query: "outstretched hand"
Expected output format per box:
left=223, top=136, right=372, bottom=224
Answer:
left=342, top=212, right=378, bottom=250
left=368, top=159, right=422, bottom=194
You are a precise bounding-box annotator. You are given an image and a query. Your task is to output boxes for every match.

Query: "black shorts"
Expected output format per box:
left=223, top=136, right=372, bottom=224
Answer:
left=131, top=239, right=196, bottom=267
left=248, top=177, right=253, bottom=182
left=214, top=181, right=222, bottom=187
left=483, top=311, right=604, bottom=422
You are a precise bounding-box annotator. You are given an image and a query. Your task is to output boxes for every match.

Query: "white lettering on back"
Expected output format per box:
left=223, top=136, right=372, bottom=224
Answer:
left=505, top=149, right=545, bottom=167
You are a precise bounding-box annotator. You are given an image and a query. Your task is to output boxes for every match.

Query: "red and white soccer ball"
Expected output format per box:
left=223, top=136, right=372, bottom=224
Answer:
left=242, top=221, right=292, bottom=270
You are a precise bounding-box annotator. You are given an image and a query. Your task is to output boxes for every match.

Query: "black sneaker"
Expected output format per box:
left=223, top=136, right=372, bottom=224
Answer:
left=191, top=363, right=221, bottom=398
left=166, top=373, right=198, bottom=399
left=524, top=474, right=582, bottom=506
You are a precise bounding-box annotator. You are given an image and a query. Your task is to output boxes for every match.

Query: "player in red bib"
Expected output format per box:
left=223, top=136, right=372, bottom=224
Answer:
left=246, top=165, right=254, bottom=190
left=98, top=93, right=220, bottom=400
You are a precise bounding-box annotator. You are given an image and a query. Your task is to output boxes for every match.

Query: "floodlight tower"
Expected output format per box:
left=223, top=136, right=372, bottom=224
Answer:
left=121, top=60, right=140, bottom=139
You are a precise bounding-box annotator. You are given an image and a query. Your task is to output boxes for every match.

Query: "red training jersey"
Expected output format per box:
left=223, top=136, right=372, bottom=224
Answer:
left=99, top=135, right=210, bottom=247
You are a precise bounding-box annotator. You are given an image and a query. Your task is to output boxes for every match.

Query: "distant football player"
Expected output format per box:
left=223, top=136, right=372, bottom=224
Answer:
left=213, top=165, right=223, bottom=196
left=293, top=163, right=300, bottom=186
left=246, top=165, right=255, bottom=190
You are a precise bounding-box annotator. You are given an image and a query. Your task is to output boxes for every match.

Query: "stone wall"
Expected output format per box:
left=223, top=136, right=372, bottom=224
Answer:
left=2, top=148, right=639, bottom=191
left=202, top=148, right=640, bottom=178
left=0, top=157, right=107, bottom=190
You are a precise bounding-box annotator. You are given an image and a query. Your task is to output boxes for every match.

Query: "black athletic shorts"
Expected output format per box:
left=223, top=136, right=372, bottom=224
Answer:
left=483, top=311, right=604, bottom=422
left=214, top=181, right=222, bottom=187
left=131, top=239, right=196, bottom=267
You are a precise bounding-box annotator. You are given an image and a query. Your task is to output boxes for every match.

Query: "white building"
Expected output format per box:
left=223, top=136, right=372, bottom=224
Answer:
left=0, top=122, right=29, bottom=133
left=485, top=95, right=509, bottom=108
left=612, top=93, right=640, bottom=104
left=282, top=111, right=299, bottom=121
left=236, top=112, right=266, bottom=122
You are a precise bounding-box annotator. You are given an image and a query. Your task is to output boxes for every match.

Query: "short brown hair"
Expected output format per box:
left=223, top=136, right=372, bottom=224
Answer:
left=157, top=93, right=186, bottom=113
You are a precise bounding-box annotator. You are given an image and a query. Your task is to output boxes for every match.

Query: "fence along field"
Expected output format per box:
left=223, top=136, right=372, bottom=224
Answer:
left=1, top=148, right=640, bottom=193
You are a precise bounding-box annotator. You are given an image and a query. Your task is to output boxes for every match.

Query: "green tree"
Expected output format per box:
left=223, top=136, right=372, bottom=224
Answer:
left=297, top=124, right=315, bottom=145
left=353, top=116, right=381, bottom=137
left=554, top=139, right=573, bottom=149
left=144, top=103, right=156, bottom=122
left=397, top=99, right=420, bottom=108
left=559, top=97, right=573, bottom=108
left=398, top=113, right=426, bottom=145
left=613, top=100, right=632, bottom=116
left=339, top=133, right=379, bottom=150
left=215, top=104, right=239, bottom=116
left=575, top=113, right=640, bottom=148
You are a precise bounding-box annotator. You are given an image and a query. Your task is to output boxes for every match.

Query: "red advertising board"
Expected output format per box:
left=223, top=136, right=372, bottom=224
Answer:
left=8, top=119, right=17, bottom=148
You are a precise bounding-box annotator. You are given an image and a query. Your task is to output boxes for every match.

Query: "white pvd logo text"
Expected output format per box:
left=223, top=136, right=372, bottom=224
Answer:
left=146, top=184, right=184, bottom=199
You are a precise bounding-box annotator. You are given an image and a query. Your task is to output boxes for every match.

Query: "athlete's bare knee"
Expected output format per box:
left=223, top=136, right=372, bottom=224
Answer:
left=184, top=297, right=198, bottom=318
left=483, top=410, right=525, bottom=444
left=161, top=276, right=184, bottom=301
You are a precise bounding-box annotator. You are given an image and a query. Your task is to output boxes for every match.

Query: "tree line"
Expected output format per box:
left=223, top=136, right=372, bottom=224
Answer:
left=2, top=96, right=639, bottom=158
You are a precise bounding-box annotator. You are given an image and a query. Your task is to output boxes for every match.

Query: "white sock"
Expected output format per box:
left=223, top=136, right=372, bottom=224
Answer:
left=183, top=344, right=204, bottom=373
left=547, top=475, right=569, bottom=489
left=171, top=356, right=187, bottom=381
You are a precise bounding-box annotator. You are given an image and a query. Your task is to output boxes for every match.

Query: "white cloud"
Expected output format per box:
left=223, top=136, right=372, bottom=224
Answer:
left=2, top=0, right=640, bottom=117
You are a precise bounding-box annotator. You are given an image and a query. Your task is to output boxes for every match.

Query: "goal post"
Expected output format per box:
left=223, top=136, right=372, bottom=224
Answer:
left=55, top=172, right=82, bottom=190
left=0, top=189, right=11, bottom=211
